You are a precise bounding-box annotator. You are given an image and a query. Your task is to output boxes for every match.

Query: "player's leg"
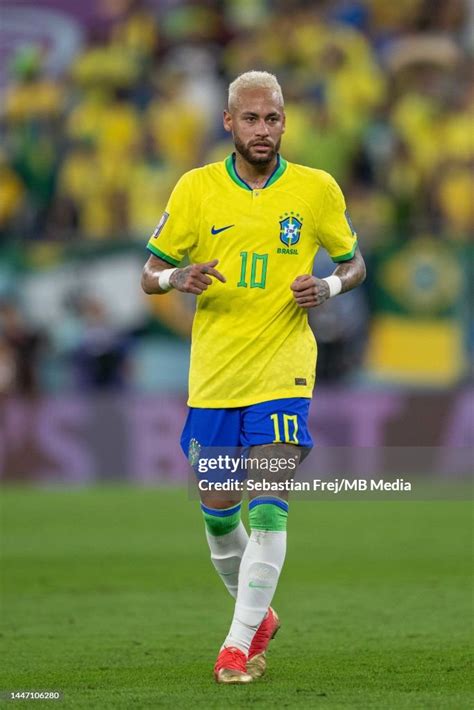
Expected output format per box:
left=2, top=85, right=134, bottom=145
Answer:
left=222, top=442, right=297, bottom=654
left=214, top=458, right=294, bottom=685
left=201, top=500, right=248, bottom=599
left=181, top=407, right=248, bottom=599
left=220, top=398, right=312, bottom=679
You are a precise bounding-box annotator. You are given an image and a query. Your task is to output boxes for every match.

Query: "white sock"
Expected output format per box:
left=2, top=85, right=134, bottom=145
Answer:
left=206, top=521, right=249, bottom=599
left=223, top=529, right=286, bottom=653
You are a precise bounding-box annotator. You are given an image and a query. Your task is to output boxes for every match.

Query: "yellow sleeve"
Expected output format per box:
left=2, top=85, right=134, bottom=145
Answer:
left=317, top=176, right=358, bottom=262
left=147, top=171, right=198, bottom=266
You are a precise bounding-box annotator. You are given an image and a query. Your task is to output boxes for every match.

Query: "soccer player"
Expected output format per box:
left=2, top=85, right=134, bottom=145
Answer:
left=141, top=71, right=366, bottom=684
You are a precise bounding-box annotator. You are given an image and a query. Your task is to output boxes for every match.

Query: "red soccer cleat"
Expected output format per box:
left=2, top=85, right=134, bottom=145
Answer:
left=214, top=646, right=253, bottom=684
left=247, top=607, right=281, bottom=679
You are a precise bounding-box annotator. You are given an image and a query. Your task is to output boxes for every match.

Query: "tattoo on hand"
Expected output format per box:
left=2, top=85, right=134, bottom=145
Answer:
left=313, top=279, right=330, bottom=305
left=168, top=259, right=225, bottom=296
left=291, top=275, right=330, bottom=309
left=170, top=268, right=188, bottom=290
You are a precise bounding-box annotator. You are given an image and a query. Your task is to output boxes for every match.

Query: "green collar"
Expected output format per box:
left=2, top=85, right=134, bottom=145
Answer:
left=225, top=153, right=287, bottom=191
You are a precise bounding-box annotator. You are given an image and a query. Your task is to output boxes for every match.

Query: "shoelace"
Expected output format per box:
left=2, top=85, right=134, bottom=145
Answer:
left=220, top=647, right=246, bottom=666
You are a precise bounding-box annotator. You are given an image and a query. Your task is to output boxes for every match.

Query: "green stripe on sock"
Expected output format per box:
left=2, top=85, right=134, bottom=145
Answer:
left=249, top=503, right=288, bottom=531
left=203, top=509, right=241, bottom=537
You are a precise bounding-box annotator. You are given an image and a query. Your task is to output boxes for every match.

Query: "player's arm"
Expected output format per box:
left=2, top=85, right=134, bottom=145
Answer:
left=141, top=254, right=226, bottom=296
left=290, top=245, right=366, bottom=309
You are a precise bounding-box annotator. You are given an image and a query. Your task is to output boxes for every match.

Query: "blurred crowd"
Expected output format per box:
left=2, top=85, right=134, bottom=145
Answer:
left=0, top=295, right=138, bottom=396
left=1, top=0, right=472, bottom=244
left=0, top=0, right=472, bottom=394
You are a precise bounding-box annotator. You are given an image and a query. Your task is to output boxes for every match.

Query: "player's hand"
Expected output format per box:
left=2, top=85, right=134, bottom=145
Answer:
left=290, top=274, right=330, bottom=308
left=170, top=259, right=226, bottom=295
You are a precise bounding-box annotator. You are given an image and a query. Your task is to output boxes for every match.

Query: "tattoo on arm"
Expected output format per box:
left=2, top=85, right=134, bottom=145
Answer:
left=141, top=255, right=177, bottom=294
left=141, top=255, right=225, bottom=296
left=333, top=246, right=366, bottom=293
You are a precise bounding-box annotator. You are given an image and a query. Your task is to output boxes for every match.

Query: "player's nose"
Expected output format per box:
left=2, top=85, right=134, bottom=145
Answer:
left=255, top=119, right=270, bottom=136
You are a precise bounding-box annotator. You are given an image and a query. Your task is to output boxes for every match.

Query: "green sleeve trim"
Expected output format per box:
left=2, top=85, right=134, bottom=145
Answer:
left=331, top=240, right=358, bottom=263
left=147, top=243, right=181, bottom=266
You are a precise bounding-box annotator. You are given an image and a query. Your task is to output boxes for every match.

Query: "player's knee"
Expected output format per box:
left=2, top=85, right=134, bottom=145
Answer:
left=248, top=497, right=288, bottom=532
left=201, top=501, right=242, bottom=537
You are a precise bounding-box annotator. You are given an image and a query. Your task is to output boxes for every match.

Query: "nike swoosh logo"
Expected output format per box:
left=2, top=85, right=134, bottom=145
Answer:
left=211, top=224, right=235, bottom=235
left=248, top=581, right=273, bottom=589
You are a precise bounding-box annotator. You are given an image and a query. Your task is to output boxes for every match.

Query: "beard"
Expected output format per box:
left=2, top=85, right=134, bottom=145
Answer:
left=234, top=134, right=281, bottom=165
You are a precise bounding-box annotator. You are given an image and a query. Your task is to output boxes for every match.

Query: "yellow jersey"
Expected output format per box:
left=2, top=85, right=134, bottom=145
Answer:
left=147, top=154, right=357, bottom=407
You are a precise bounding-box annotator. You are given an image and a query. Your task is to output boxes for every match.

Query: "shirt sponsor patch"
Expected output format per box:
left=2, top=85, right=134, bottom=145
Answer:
left=295, top=378, right=307, bottom=386
left=152, top=211, right=169, bottom=238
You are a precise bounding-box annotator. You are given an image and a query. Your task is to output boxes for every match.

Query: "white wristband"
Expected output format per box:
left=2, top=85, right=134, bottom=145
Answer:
left=322, top=275, right=342, bottom=298
left=158, top=268, right=177, bottom=292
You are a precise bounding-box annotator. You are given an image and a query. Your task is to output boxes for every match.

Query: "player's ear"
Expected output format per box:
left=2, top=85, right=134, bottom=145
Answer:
left=223, top=110, right=232, bottom=133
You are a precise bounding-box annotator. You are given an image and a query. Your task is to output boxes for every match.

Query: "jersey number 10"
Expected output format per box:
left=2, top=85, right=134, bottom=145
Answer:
left=237, top=251, right=268, bottom=289
left=270, top=413, right=299, bottom=444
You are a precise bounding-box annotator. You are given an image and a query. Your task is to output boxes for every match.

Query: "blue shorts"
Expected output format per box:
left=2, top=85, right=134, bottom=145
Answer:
left=181, top=397, right=313, bottom=460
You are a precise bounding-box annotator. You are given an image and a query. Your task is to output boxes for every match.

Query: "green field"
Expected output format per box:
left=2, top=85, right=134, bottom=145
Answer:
left=1, top=486, right=472, bottom=708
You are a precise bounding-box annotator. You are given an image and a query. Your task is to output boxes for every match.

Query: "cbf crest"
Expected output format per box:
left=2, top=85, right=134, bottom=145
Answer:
left=188, top=438, right=202, bottom=467
left=279, top=213, right=303, bottom=247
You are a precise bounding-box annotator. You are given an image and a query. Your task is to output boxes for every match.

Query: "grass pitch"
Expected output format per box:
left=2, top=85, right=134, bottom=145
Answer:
left=1, top=486, right=472, bottom=708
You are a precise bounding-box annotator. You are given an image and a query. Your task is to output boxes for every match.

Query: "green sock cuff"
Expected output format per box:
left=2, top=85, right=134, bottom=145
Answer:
left=201, top=503, right=241, bottom=537
left=249, top=502, right=288, bottom=532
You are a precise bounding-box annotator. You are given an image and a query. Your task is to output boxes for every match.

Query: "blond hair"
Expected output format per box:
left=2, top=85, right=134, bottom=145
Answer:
left=228, top=71, right=284, bottom=110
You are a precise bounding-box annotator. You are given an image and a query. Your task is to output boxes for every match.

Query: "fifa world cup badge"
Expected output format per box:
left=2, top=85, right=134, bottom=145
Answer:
left=152, top=211, right=169, bottom=238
